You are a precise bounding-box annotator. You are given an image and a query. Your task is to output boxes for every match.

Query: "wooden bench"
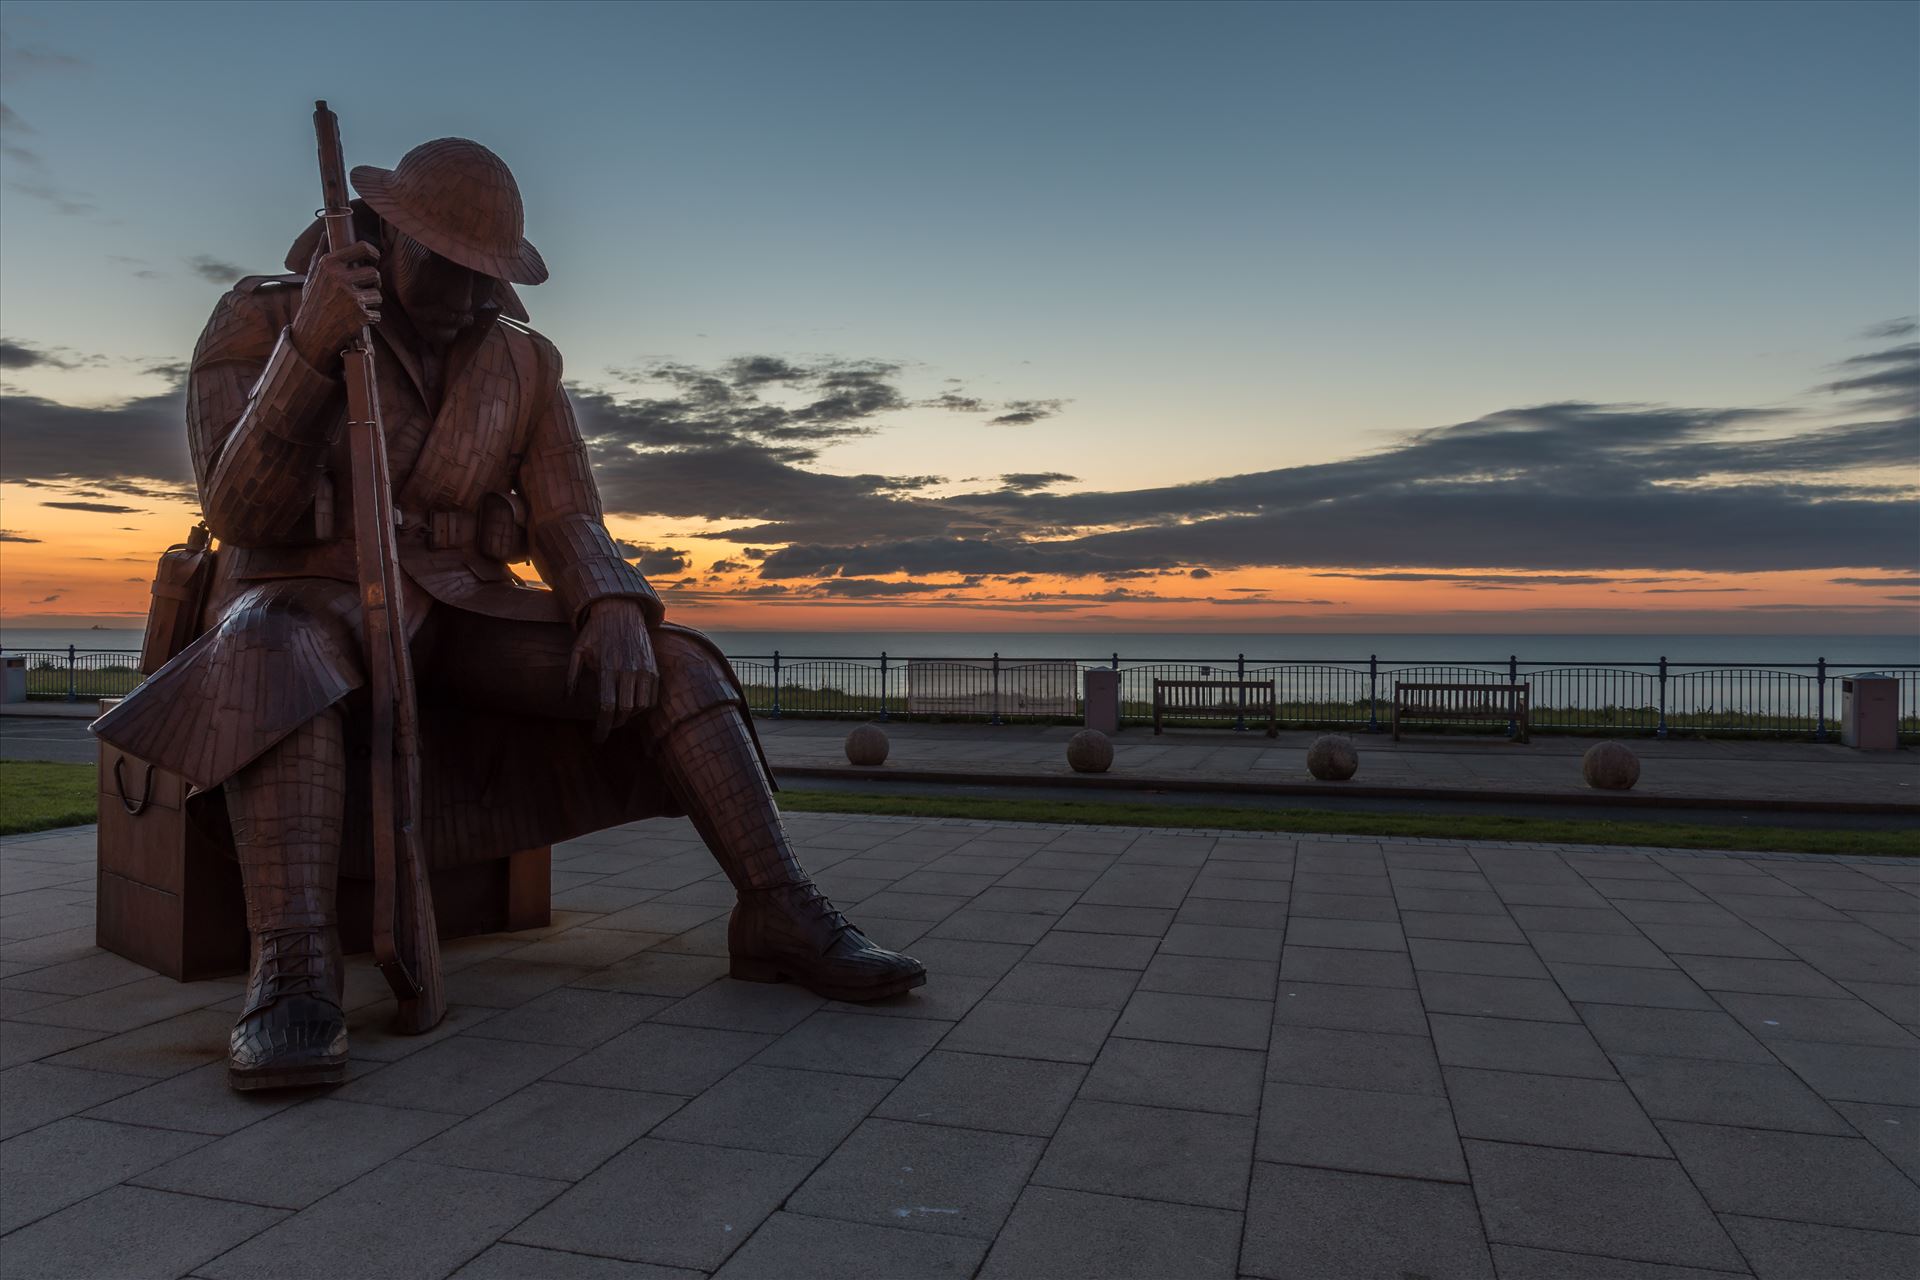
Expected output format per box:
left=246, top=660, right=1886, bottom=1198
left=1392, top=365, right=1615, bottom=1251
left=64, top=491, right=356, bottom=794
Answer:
left=1152, top=679, right=1278, bottom=737
left=1392, top=682, right=1530, bottom=743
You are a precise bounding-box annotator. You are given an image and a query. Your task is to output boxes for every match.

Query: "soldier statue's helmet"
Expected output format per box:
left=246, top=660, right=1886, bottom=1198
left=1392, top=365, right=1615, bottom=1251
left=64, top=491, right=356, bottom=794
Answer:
left=348, top=138, right=549, bottom=286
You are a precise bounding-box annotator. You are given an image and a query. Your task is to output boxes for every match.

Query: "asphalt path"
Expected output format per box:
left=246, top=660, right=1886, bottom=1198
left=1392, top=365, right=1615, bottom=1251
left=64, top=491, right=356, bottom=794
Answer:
left=9, top=714, right=1907, bottom=833
left=0, top=717, right=94, bottom=764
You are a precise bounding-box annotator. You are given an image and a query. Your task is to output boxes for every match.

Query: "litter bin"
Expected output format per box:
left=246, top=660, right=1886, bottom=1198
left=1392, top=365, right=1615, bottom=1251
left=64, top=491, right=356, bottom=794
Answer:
left=1084, top=668, right=1121, bottom=734
left=3, top=655, right=24, bottom=703
left=1840, top=674, right=1900, bottom=751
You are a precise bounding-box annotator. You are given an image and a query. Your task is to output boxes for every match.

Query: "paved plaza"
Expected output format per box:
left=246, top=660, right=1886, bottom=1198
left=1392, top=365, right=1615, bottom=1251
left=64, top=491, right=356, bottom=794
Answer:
left=1, top=814, right=1917, bottom=1278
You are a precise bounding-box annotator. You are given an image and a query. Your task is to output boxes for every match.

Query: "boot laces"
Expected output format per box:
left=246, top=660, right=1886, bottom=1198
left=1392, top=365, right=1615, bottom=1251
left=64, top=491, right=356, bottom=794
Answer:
left=249, top=928, right=333, bottom=1007
left=791, top=883, right=855, bottom=940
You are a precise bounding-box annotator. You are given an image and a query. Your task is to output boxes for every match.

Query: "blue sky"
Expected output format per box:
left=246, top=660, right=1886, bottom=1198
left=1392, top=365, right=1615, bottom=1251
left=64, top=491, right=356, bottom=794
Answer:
left=2, top=0, right=1915, bottom=630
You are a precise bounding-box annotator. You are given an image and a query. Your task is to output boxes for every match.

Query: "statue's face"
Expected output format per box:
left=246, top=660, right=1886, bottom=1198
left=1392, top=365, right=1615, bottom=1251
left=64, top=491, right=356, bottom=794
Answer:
left=383, top=228, right=485, bottom=350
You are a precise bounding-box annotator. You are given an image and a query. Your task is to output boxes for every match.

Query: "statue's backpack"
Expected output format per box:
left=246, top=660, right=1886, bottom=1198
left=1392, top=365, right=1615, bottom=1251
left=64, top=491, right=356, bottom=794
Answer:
left=139, top=523, right=217, bottom=676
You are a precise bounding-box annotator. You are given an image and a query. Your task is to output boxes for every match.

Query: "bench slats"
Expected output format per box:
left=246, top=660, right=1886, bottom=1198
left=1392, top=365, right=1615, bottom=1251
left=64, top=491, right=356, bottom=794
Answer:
left=1151, top=679, right=1278, bottom=738
left=1392, top=682, right=1530, bottom=743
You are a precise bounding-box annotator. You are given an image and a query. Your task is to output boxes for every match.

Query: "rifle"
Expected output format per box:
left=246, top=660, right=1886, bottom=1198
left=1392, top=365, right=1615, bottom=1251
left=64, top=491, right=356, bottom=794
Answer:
left=312, top=100, right=444, bottom=1034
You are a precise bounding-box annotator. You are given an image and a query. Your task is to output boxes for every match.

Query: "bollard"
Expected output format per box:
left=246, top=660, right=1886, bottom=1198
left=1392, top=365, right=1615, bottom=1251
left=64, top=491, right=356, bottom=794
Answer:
left=1083, top=668, right=1121, bottom=734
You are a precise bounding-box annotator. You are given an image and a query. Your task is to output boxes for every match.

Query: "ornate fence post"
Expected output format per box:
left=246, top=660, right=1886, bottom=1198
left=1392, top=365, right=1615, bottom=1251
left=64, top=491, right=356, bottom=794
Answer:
left=1506, top=654, right=1518, bottom=738
left=991, top=652, right=1004, bottom=725
left=66, top=644, right=77, bottom=703
left=879, top=651, right=890, bottom=722
left=1815, top=656, right=1828, bottom=742
left=1657, top=656, right=1668, bottom=739
left=1235, top=653, right=1247, bottom=732
left=1367, top=654, right=1380, bottom=733
left=771, top=650, right=782, bottom=719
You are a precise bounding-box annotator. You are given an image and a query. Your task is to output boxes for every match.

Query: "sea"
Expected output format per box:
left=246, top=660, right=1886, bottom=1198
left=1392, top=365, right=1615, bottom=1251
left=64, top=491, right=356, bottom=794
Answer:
left=6, top=626, right=1916, bottom=668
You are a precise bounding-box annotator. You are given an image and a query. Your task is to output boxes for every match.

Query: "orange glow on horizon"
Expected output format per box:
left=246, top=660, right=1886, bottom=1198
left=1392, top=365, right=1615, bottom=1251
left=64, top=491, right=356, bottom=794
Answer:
left=10, top=484, right=1911, bottom=635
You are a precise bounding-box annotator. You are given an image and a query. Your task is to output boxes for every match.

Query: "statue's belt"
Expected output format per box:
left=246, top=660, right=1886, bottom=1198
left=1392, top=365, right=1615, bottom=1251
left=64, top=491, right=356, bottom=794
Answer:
left=394, top=495, right=528, bottom=561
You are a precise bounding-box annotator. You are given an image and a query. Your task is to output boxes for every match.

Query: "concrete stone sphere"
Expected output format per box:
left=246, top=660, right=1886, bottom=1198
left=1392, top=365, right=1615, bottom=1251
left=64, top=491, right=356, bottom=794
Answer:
left=1582, top=740, right=1640, bottom=790
left=845, top=724, right=890, bottom=766
left=1067, top=729, right=1115, bottom=774
left=1306, top=734, right=1359, bottom=781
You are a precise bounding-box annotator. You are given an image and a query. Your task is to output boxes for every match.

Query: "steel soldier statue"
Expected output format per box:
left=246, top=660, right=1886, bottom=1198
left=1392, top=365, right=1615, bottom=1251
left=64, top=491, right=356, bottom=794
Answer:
left=93, top=132, right=925, bottom=1091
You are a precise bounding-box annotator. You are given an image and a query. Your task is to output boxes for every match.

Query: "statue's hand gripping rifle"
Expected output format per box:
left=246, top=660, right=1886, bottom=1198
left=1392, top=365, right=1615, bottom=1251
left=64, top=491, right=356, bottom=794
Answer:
left=312, top=100, right=443, bottom=1034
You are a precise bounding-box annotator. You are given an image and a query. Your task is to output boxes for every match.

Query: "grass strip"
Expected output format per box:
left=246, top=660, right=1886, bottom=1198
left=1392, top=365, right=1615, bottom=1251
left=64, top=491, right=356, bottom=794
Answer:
left=1, top=760, right=1903, bottom=857
left=777, top=787, right=1916, bottom=857
left=1, top=761, right=97, bottom=836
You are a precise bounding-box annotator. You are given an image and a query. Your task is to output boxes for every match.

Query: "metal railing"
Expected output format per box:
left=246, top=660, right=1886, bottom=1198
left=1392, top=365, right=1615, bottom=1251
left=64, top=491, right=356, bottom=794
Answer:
left=2, top=647, right=146, bottom=704
left=7, top=645, right=1916, bottom=741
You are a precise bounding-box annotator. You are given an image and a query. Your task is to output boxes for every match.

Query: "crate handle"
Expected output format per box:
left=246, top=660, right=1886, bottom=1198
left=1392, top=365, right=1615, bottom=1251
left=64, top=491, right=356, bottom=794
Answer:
left=113, top=757, right=155, bottom=816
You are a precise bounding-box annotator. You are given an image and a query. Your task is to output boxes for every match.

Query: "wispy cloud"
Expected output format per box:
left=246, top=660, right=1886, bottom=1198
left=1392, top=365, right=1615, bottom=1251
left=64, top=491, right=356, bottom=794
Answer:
left=41, top=500, right=145, bottom=514
left=185, top=255, right=247, bottom=284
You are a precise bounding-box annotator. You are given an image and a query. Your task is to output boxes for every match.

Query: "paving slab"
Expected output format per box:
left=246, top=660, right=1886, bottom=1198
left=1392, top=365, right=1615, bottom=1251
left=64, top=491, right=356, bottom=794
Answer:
left=1718, top=1215, right=1920, bottom=1280
left=978, top=1185, right=1241, bottom=1280
left=1658, top=1120, right=1920, bottom=1234
left=506, top=1138, right=815, bottom=1271
left=0, top=1060, right=148, bottom=1140
left=1080, top=1037, right=1265, bottom=1115
left=1464, top=1140, right=1746, bottom=1271
left=1258, top=1080, right=1467, bottom=1180
left=649, top=1064, right=888, bottom=1156
left=1031, top=1097, right=1255, bottom=1209
left=454, top=1243, right=700, bottom=1278
left=1240, top=1162, right=1492, bottom=1280
left=131, top=1099, right=460, bottom=1209
left=1487, top=1243, right=1759, bottom=1279
left=713, top=1211, right=985, bottom=1279
left=199, top=1160, right=565, bottom=1280
left=1834, top=1099, right=1920, bottom=1183
left=787, top=1117, right=1044, bottom=1239
left=0, top=1116, right=209, bottom=1234
left=409, top=1081, right=683, bottom=1181
left=1611, top=1052, right=1852, bottom=1135
left=876, top=1049, right=1084, bottom=1136
left=1444, top=1066, right=1669, bottom=1156
left=0, top=1184, right=284, bottom=1280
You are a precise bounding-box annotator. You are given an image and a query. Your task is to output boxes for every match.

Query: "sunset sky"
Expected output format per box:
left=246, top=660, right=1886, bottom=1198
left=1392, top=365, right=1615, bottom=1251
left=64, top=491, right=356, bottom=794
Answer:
left=2, top=0, right=1915, bottom=634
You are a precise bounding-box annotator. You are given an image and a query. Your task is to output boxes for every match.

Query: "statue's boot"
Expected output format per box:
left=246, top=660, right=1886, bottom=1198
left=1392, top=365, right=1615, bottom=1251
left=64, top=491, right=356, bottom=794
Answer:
left=224, top=709, right=349, bottom=1091
left=662, top=704, right=926, bottom=1001
left=228, top=927, right=348, bottom=1090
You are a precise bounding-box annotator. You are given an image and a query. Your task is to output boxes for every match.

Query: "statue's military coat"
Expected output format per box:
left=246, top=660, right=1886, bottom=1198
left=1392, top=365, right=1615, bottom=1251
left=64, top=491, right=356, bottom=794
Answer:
left=95, top=207, right=764, bottom=872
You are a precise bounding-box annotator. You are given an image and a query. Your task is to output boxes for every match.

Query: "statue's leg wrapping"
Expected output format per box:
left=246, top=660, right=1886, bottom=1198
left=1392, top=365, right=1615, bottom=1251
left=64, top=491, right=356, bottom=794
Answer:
left=657, top=704, right=803, bottom=893
left=656, top=695, right=926, bottom=1002
left=222, top=707, right=351, bottom=1090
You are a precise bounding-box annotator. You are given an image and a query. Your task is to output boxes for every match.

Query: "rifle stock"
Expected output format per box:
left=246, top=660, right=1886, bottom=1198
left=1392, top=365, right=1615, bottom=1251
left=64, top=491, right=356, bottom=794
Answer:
left=312, top=100, right=443, bottom=1033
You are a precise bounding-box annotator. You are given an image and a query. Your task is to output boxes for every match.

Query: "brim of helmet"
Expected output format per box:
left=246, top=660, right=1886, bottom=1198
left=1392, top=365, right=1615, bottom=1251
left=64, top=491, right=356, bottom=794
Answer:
left=352, top=165, right=549, bottom=286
